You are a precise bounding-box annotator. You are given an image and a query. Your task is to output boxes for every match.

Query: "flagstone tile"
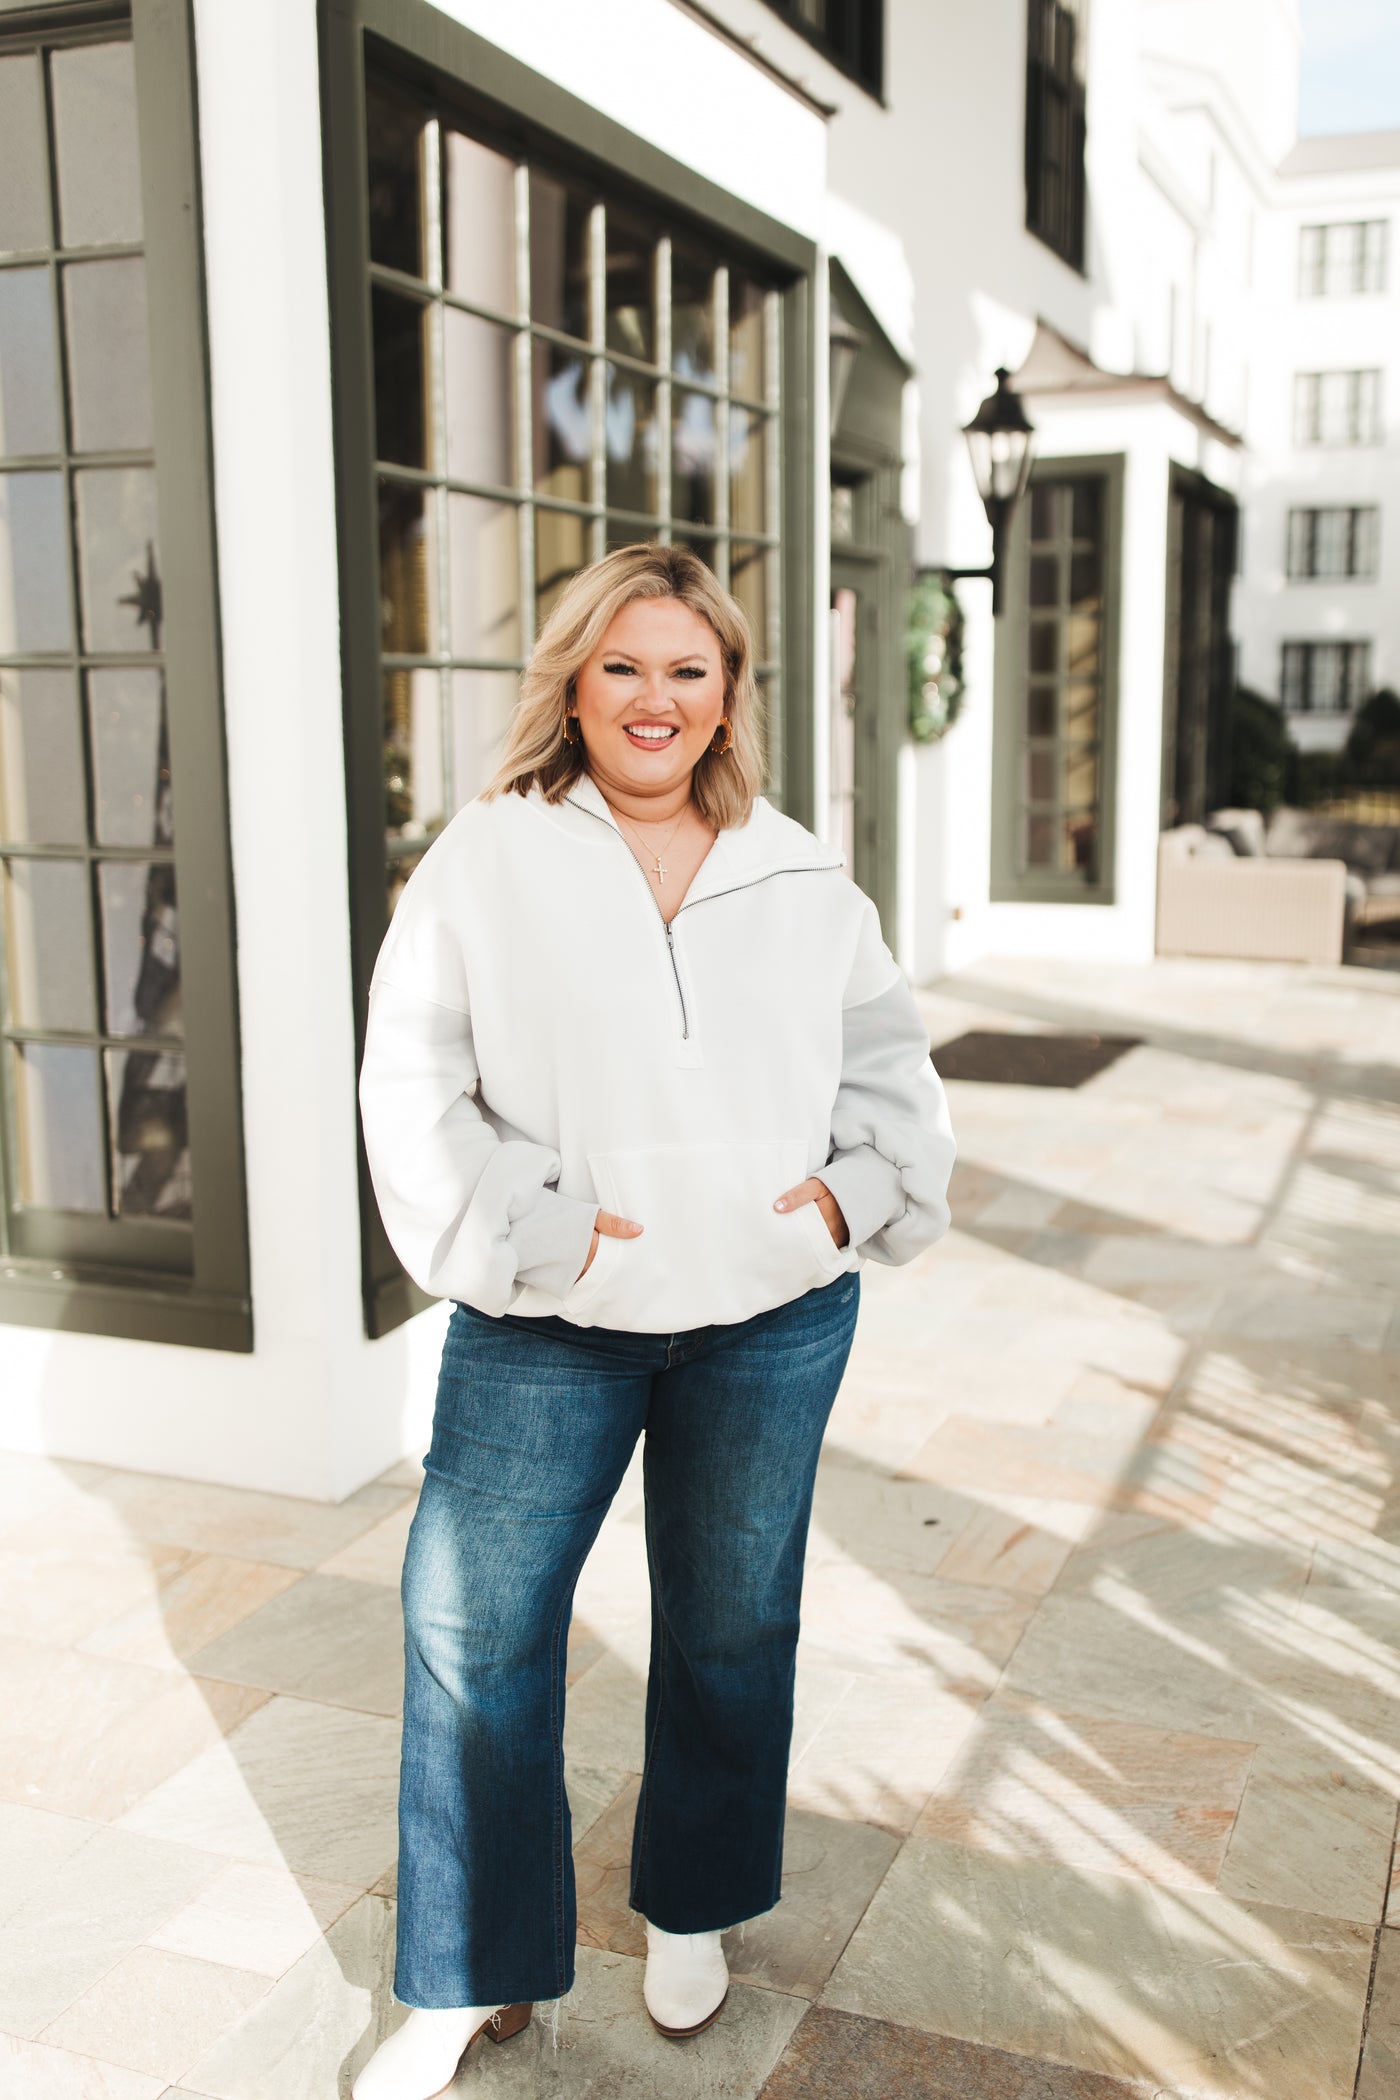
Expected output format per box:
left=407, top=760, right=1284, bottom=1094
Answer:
left=1358, top=1923, right=1400, bottom=2100
left=823, top=1836, right=1373, bottom=2099
left=314, top=1496, right=417, bottom=1585
left=756, top=2005, right=1156, bottom=2099
left=0, top=1454, right=113, bottom=1538
left=40, top=1945, right=271, bottom=2082
left=0, top=1636, right=268, bottom=1822
left=897, top=1415, right=1146, bottom=1512
left=95, top=1474, right=412, bottom=1572
left=186, top=1574, right=404, bottom=1717
left=796, top=1563, right=1035, bottom=1690
left=0, top=1823, right=223, bottom=2037
left=913, top=1696, right=1254, bottom=1888
left=562, top=1649, right=646, bottom=1774
left=0, top=1524, right=192, bottom=1646
left=371, top=1454, right=427, bottom=1491
left=932, top=1498, right=1099, bottom=1596
left=0, top=1802, right=103, bottom=1923
left=787, top=1672, right=983, bottom=1837
left=146, top=1862, right=361, bottom=1976
left=0, top=2036, right=166, bottom=2099
left=78, top=1555, right=304, bottom=1669
left=808, top=1455, right=979, bottom=1577
left=1216, top=1742, right=1397, bottom=1923
left=116, top=1695, right=400, bottom=1889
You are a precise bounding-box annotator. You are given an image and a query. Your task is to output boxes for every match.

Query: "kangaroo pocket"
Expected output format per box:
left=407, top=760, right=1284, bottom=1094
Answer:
left=560, top=1137, right=849, bottom=1332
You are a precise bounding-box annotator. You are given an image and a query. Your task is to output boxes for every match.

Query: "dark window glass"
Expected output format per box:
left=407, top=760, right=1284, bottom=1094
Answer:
left=532, top=340, right=591, bottom=503
left=1013, top=471, right=1107, bottom=882
left=1280, top=640, right=1372, bottom=714
left=108, top=1046, right=189, bottom=1220
left=671, top=247, right=716, bottom=385
left=754, top=1, right=884, bottom=97
left=605, top=208, right=654, bottom=362
left=365, top=75, right=426, bottom=280
left=605, top=366, right=660, bottom=516
left=1025, top=0, right=1087, bottom=271
left=445, top=307, right=515, bottom=488
left=535, top=505, right=589, bottom=627
left=378, top=481, right=436, bottom=659
left=528, top=171, right=591, bottom=343
left=372, top=287, right=429, bottom=467
left=99, top=860, right=180, bottom=1039
left=1286, top=505, right=1380, bottom=580
left=672, top=389, right=716, bottom=522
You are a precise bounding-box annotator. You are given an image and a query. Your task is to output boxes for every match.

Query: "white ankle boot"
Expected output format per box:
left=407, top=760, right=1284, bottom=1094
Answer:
left=351, top=2000, right=532, bottom=2100
left=642, top=1920, right=729, bottom=2037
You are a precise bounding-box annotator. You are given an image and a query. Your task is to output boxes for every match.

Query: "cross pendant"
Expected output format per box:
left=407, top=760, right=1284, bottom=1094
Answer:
left=652, top=856, right=667, bottom=884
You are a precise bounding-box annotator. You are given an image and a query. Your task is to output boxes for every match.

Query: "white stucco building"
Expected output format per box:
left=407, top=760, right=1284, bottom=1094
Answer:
left=0, top=0, right=1388, bottom=1498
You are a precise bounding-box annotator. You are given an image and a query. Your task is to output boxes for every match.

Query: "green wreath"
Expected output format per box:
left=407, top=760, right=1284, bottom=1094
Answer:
left=906, top=571, right=965, bottom=743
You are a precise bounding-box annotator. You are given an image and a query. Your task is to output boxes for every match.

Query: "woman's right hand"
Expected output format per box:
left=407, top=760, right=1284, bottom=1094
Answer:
left=578, top=1208, right=644, bottom=1279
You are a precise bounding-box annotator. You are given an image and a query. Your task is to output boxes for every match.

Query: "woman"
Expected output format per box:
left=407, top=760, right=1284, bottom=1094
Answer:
left=353, top=545, right=954, bottom=2100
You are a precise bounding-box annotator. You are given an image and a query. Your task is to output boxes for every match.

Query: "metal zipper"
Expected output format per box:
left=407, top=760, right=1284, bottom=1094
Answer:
left=565, top=794, right=841, bottom=1043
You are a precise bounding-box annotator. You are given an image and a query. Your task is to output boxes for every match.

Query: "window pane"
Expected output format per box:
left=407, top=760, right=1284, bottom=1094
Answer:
left=107, top=1046, right=190, bottom=1220
left=379, top=480, right=437, bottom=659
left=3, top=856, right=95, bottom=1030
left=1064, top=679, right=1098, bottom=738
left=384, top=667, right=444, bottom=843
left=372, top=286, right=429, bottom=468
left=0, top=268, right=61, bottom=456
left=1025, top=746, right=1056, bottom=802
left=0, top=669, right=86, bottom=844
left=1029, top=553, right=1058, bottom=606
left=605, top=366, right=659, bottom=515
left=1071, top=481, right=1101, bottom=540
left=1286, top=510, right=1311, bottom=578
left=365, top=74, right=426, bottom=280
left=450, top=669, right=519, bottom=809
left=671, top=248, right=715, bottom=384
left=445, top=308, right=515, bottom=487
left=447, top=494, right=522, bottom=660
left=532, top=340, right=591, bottom=502
left=444, top=130, right=516, bottom=313
left=0, top=471, right=71, bottom=651
left=730, top=541, right=770, bottom=657
left=1064, top=810, right=1097, bottom=877
left=63, top=258, right=152, bottom=453
left=672, top=390, right=716, bottom=523
left=1064, top=744, right=1098, bottom=810
left=0, top=54, right=50, bottom=254
left=1026, top=813, right=1056, bottom=867
left=535, top=506, right=588, bottom=627
left=528, top=171, right=590, bottom=342
left=51, top=42, right=143, bottom=249
left=74, top=467, right=160, bottom=653
left=1027, top=686, right=1056, bottom=736
left=13, top=1043, right=104, bottom=1212
left=1355, top=509, right=1380, bottom=579
left=729, top=273, right=767, bottom=400
left=1028, top=621, right=1057, bottom=673
left=89, top=667, right=170, bottom=848
left=99, top=860, right=180, bottom=1039
left=1029, top=484, right=1061, bottom=541
left=605, top=210, right=654, bottom=362
left=729, top=405, right=767, bottom=534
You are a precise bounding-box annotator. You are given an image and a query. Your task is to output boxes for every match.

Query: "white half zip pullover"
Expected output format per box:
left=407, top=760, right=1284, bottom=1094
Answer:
left=358, top=770, right=956, bottom=1333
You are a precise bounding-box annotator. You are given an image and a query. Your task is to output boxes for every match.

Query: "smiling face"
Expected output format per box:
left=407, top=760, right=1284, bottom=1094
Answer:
left=569, top=595, right=727, bottom=802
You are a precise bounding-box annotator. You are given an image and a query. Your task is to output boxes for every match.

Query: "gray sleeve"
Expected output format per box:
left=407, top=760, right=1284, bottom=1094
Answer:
left=819, top=965, right=957, bottom=1267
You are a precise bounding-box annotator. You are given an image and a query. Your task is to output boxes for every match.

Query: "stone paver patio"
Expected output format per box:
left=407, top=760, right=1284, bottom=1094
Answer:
left=2, top=953, right=1399, bottom=2099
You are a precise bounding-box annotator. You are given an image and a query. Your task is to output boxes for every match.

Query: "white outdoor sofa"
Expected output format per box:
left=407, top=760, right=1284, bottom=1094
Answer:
left=1156, top=823, right=1349, bottom=965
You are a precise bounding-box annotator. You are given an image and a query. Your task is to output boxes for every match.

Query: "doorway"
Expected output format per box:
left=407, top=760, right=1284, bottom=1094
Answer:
left=1162, top=467, right=1238, bottom=828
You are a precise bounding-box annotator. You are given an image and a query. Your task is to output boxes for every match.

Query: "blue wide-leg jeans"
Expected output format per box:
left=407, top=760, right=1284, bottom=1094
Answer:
left=393, top=1271, right=860, bottom=2010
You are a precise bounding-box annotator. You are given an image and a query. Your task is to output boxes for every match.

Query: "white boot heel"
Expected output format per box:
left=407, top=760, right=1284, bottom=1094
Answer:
left=351, top=2001, right=532, bottom=2100
left=642, top=1920, right=729, bottom=2037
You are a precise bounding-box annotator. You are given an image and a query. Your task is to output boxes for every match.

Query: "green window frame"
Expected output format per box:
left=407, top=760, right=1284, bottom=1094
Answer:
left=320, top=0, right=818, bottom=1338
left=0, top=0, right=248, bottom=1351
left=990, top=455, right=1122, bottom=906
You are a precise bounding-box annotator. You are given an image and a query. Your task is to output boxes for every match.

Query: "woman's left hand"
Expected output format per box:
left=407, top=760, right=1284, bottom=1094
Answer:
left=773, top=1176, right=849, bottom=1249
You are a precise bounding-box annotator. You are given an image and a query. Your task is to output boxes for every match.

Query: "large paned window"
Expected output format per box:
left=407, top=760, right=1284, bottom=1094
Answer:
left=1286, top=507, right=1380, bottom=580
left=366, top=71, right=785, bottom=915
left=992, top=460, right=1120, bottom=904
left=1281, top=641, right=1371, bottom=715
left=1299, top=221, right=1389, bottom=298
left=0, top=4, right=246, bottom=1349
left=1025, top=0, right=1087, bottom=272
left=756, top=1, right=884, bottom=98
left=1293, top=370, right=1383, bottom=447
left=324, top=3, right=815, bottom=1336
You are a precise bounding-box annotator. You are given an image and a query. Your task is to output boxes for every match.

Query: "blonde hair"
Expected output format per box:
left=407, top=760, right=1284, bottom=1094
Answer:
left=480, top=543, right=766, bottom=828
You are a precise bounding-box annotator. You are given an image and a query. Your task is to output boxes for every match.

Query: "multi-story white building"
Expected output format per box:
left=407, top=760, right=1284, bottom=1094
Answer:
left=0, top=0, right=1378, bottom=1496
left=1238, top=130, right=1400, bottom=750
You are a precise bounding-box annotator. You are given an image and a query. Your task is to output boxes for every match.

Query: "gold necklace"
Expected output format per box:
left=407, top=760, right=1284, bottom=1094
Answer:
left=605, top=797, right=690, bottom=886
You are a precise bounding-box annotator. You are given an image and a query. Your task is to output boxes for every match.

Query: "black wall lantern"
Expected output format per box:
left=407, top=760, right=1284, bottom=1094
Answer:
left=923, top=366, right=1036, bottom=616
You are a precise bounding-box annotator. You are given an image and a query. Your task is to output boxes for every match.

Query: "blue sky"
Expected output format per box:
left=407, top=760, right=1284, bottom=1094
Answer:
left=1299, top=0, right=1400, bottom=135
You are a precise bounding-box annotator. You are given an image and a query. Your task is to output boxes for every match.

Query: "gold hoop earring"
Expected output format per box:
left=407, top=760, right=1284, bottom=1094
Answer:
left=710, top=717, right=733, bottom=756
left=563, top=714, right=581, bottom=745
